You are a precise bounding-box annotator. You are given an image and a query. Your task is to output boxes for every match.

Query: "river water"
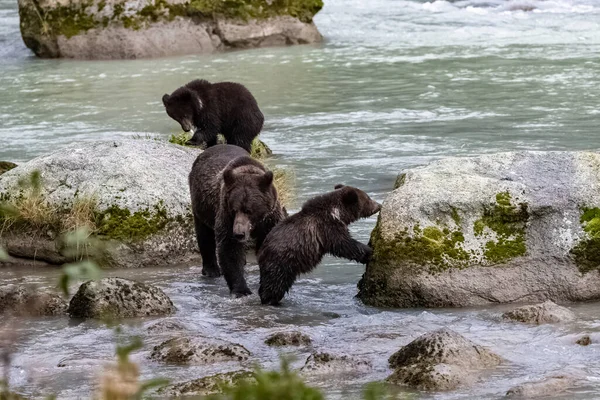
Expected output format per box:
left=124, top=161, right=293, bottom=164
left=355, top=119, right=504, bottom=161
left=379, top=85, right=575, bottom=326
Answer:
left=2, top=0, right=600, bottom=398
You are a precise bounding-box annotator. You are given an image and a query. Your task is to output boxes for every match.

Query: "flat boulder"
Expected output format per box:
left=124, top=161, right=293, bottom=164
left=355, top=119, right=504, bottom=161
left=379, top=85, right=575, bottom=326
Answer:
left=0, top=140, right=201, bottom=268
left=265, top=331, right=312, bottom=347
left=502, top=301, right=576, bottom=324
left=387, top=328, right=501, bottom=391
left=149, top=336, right=250, bottom=365
left=0, top=284, right=67, bottom=316
left=158, top=370, right=255, bottom=397
left=300, top=352, right=372, bottom=376
left=68, top=277, right=175, bottom=319
left=358, top=151, right=600, bottom=308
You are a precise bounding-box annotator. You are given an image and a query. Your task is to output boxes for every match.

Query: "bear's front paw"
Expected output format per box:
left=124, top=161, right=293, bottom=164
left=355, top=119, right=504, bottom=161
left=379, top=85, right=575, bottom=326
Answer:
left=202, top=268, right=222, bottom=278
left=360, top=246, right=373, bottom=264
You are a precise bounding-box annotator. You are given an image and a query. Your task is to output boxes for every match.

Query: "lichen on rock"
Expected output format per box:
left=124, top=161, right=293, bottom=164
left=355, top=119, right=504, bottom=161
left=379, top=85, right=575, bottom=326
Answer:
left=300, top=352, right=372, bottom=376
left=149, top=336, right=250, bottom=365
left=67, top=277, right=176, bottom=319
left=265, top=331, right=312, bottom=347
left=386, top=328, right=502, bottom=391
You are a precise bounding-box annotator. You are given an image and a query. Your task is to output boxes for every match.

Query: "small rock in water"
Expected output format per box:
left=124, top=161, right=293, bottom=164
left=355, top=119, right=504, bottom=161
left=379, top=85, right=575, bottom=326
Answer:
left=506, top=375, right=578, bottom=398
left=576, top=335, right=592, bottom=346
left=150, top=336, right=250, bottom=365
left=502, top=301, right=575, bottom=325
left=265, top=331, right=312, bottom=347
left=159, top=370, right=255, bottom=397
left=387, top=328, right=502, bottom=391
left=300, top=352, right=372, bottom=376
left=146, top=319, right=188, bottom=333
left=67, top=277, right=175, bottom=319
left=0, top=284, right=67, bottom=317
left=0, top=161, right=17, bottom=175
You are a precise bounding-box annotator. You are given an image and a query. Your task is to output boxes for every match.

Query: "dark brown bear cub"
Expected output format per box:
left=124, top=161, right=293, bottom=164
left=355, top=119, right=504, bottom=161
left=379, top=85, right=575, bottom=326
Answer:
left=189, top=144, right=286, bottom=297
left=257, top=185, right=381, bottom=305
left=162, top=80, right=264, bottom=153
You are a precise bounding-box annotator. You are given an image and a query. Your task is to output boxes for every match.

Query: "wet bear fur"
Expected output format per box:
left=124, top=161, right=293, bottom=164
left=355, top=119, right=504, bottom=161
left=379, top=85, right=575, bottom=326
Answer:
left=162, top=80, right=264, bottom=153
left=189, top=144, right=287, bottom=296
left=257, top=184, right=382, bottom=305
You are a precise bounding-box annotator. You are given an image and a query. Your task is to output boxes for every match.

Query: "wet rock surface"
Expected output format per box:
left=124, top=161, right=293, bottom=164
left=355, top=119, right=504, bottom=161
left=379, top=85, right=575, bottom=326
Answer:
left=387, top=328, right=502, bottom=391
left=502, top=301, right=576, bottom=324
left=67, top=277, right=175, bottom=319
left=0, top=284, right=67, bottom=316
left=158, top=370, right=255, bottom=397
left=300, top=352, right=372, bottom=376
left=265, top=331, right=312, bottom=347
left=150, top=336, right=250, bottom=365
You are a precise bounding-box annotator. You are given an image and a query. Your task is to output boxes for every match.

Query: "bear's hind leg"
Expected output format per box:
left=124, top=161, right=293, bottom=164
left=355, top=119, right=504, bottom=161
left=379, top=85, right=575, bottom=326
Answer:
left=195, top=218, right=221, bottom=277
left=226, top=126, right=254, bottom=153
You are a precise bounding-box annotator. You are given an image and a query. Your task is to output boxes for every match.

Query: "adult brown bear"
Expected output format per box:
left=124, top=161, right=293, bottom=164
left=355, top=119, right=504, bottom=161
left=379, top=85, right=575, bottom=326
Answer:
left=189, top=144, right=286, bottom=297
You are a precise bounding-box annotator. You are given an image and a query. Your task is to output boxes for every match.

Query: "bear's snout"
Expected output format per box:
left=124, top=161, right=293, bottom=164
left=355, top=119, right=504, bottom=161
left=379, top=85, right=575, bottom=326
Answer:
left=233, top=212, right=252, bottom=243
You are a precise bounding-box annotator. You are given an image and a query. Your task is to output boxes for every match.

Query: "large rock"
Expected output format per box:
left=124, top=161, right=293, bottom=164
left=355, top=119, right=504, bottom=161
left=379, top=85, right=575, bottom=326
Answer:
left=159, top=371, right=254, bottom=397
left=0, top=284, right=67, bottom=316
left=0, top=140, right=200, bottom=268
left=502, top=301, right=576, bottom=325
left=18, top=0, right=323, bottom=59
left=387, top=328, right=502, bottom=391
left=149, top=336, right=250, bottom=365
left=358, top=151, right=600, bottom=308
left=68, top=277, right=175, bottom=319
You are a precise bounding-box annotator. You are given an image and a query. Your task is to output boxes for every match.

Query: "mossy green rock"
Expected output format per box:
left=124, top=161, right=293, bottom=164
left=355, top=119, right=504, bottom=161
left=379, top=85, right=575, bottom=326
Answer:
left=0, top=140, right=201, bottom=268
left=159, top=370, right=255, bottom=397
left=18, top=0, right=323, bottom=59
left=358, top=151, right=600, bottom=308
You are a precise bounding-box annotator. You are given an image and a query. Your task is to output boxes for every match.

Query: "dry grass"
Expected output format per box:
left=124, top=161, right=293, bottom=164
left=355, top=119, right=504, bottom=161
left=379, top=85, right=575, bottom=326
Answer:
left=98, top=361, right=140, bottom=400
left=63, top=196, right=98, bottom=233
left=271, top=166, right=295, bottom=210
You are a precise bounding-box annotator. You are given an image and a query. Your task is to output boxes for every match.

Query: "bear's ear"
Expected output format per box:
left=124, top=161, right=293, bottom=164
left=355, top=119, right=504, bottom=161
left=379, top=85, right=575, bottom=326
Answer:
left=162, top=94, right=170, bottom=106
left=223, top=169, right=236, bottom=187
left=341, top=189, right=359, bottom=206
left=260, top=171, right=274, bottom=190
left=334, top=184, right=345, bottom=190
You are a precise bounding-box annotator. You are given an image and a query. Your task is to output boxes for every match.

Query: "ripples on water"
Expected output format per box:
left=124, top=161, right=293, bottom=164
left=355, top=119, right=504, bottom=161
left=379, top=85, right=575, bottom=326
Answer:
left=1, top=0, right=600, bottom=398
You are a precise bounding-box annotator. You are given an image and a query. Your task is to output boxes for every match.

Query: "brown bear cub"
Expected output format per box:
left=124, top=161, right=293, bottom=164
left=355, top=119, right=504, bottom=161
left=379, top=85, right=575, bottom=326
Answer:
left=257, top=185, right=381, bottom=305
left=189, top=144, right=287, bottom=297
left=162, top=80, right=264, bottom=153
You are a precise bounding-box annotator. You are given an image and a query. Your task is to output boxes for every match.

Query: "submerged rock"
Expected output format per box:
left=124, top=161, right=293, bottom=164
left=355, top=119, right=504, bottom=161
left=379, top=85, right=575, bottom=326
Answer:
left=265, top=331, right=312, bottom=347
left=159, top=370, right=255, bottom=397
left=358, top=151, right=600, bottom=308
left=146, top=319, right=188, bottom=333
left=506, top=375, right=579, bottom=398
left=0, top=284, right=67, bottom=316
left=150, top=336, right=250, bottom=365
left=0, top=140, right=200, bottom=269
left=18, top=0, right=323, bottom=59
left=387, top=328, right=502, bottom=391
left=300, top=352, right=372, bottom=376
left=68, top=277, right=175, bottom=319
left=502, top=301, right=576, bottom=324
left=576, top=335, right=592, bottom=346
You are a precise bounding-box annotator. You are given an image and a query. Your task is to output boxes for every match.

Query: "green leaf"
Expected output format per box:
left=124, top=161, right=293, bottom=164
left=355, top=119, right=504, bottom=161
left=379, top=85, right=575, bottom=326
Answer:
left=0, top=247, right=7, bottom=261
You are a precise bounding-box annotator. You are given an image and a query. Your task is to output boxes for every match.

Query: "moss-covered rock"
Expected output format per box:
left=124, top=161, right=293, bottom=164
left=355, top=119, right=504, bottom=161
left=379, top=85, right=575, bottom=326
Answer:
left=0, top=140, right=201, bottom=268
left=18, top=0, right=323, bottom=59
left=358, top=151, right=600, bottom=308
left=265, top=331, right=312, bottom=347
